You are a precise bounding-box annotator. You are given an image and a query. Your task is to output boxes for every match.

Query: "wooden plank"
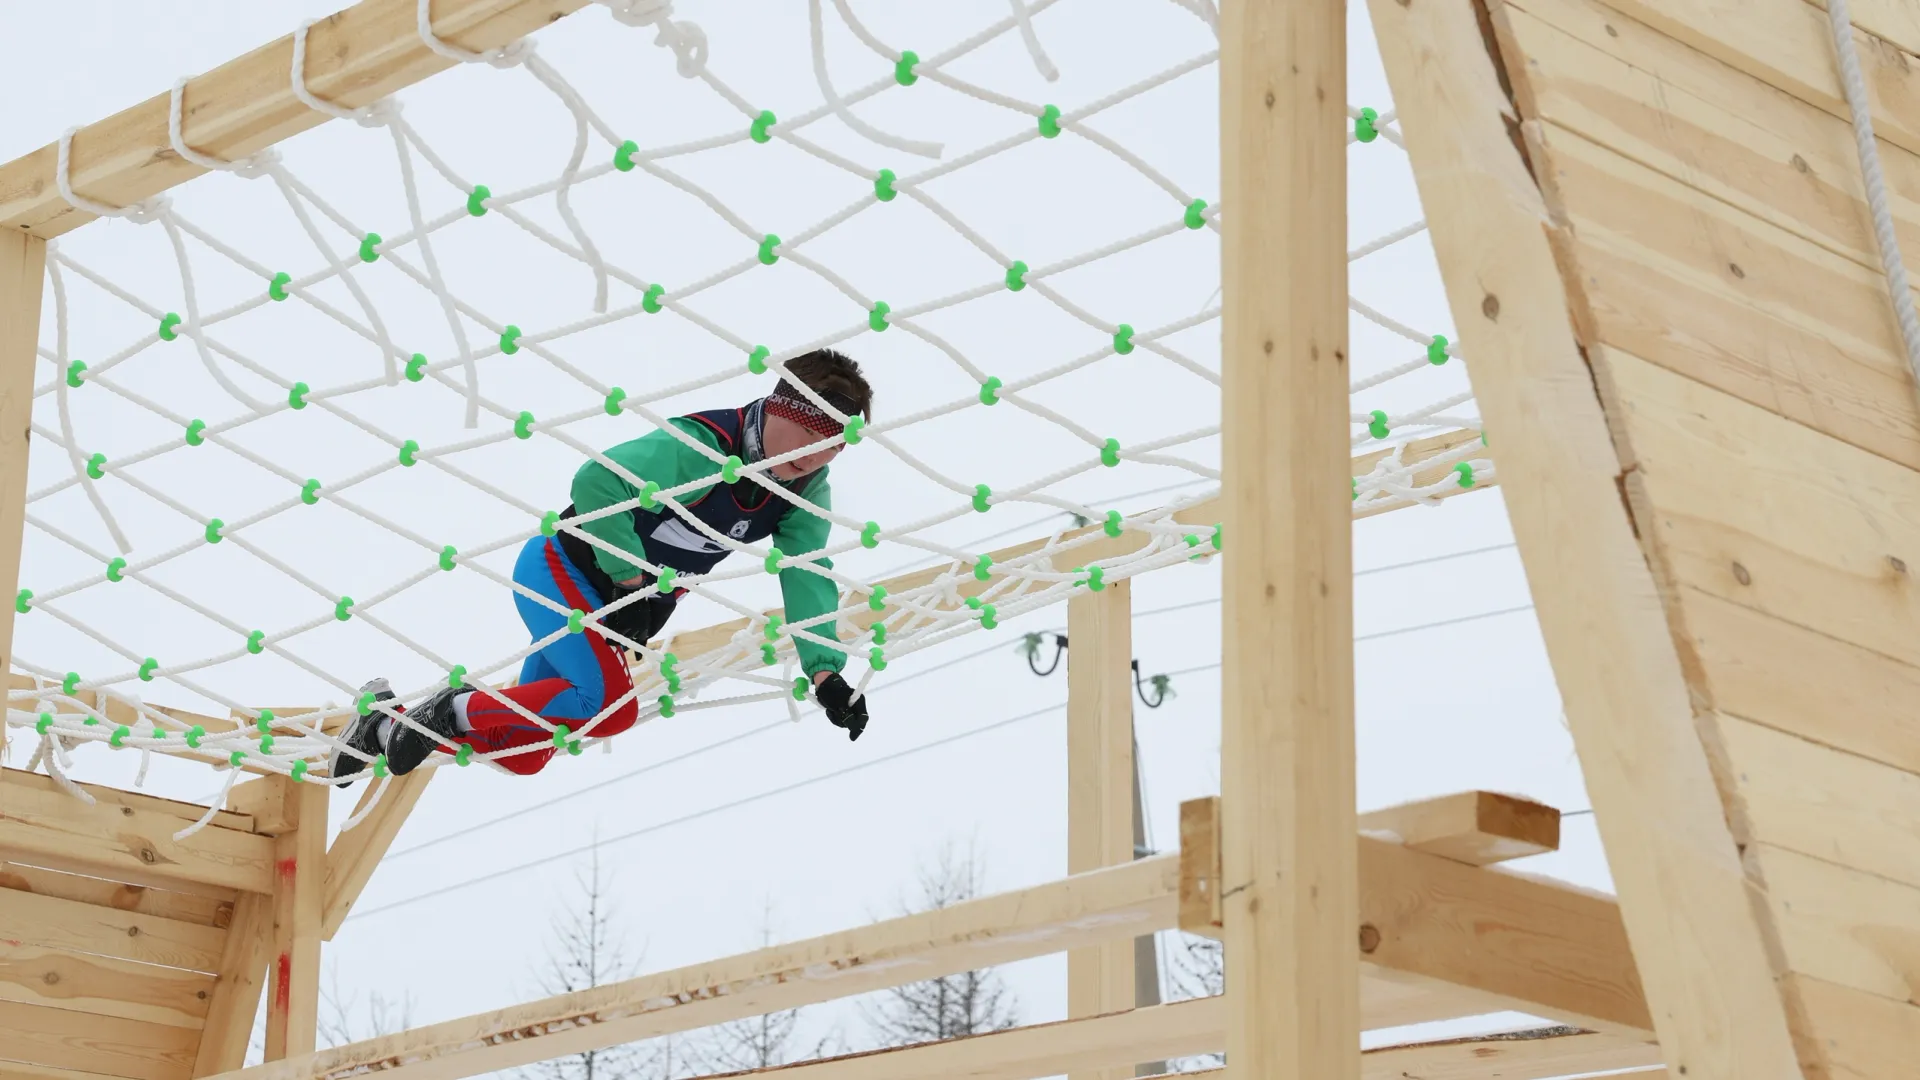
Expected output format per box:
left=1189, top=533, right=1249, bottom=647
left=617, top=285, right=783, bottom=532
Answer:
left=1359, top=791, right=1559, bottom=866
left=1065, top=582, right=1135, bottom=1080
left=1789, top=972, right=1920, bottom=1080
left=1748, top=843, right=1920, bottom=1006
left=194, top=892, right=273, bottom=1078
left=1581, top=0, right=1920, bottom=157
left=1361, top=1028, right=1660, bottom=1080
left=0, top=1000, right=197, bottom=1080
left=264, top=782, right=325, bottom=1061
left=0, top=862, right=234, bottom=928
left=0, top=887, right=226, bottom=972
left=1177, top=796, right=1222, bottom=936
left=0, top=1062, right=138, bottom=1080
left=1718, top=713, right=1920, bottom=893
left=0, top=941, right=213, bottom=1029
left=321, top=771, right=433, bottom=940
left=2, top=769, right=254, bottom=835
left=1374, top=0, right=1801, bottom=1074
left=0, top=234, right=46, bottom=774
left=0, top=767, right=274, bottom=896
left=1597, top=346, right=1920, bottom=670
left=0, top=0, right=591, bottom=238
left=1527, top=117, right=1920, bottom=472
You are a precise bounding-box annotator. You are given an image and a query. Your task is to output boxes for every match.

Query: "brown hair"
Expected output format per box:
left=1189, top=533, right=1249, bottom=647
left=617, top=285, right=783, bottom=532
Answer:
left=782, top=348, right=873, bottom=421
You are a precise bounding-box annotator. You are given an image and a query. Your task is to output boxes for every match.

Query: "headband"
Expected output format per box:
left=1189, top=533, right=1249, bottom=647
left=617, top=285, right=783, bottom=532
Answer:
left=765, top=381, right=860, bottom=438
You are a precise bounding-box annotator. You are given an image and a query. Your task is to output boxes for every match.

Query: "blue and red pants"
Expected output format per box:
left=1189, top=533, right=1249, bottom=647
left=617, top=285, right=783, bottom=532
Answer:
left=450, top=536, right=638, bottom=774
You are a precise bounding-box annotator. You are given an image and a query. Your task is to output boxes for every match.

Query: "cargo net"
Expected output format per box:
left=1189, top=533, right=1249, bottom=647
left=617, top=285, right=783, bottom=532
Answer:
left=8, top=0, right=1485, bottom=819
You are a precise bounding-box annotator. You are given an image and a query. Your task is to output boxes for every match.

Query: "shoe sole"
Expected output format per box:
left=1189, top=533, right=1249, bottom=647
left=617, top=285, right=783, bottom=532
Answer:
left=329, top=709, right=383, bottom=780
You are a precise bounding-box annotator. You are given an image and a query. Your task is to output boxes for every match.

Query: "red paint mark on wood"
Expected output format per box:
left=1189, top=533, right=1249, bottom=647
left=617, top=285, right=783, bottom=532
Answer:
left=274, top=952, right=292, bottom=1010
left=276, top=857, right=298, bottom=883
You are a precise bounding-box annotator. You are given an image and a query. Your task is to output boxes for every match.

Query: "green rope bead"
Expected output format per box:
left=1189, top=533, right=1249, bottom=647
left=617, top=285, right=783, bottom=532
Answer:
left=406, top=353, right=427, bottom=382
left=843, top=416, right=865, bottom=444
left=289, top=381, right=310, bottom=409
left=35, top=712, right=52, bottom=735
left=334, top=596, right=354, bottom=621
left=514, top=410, right=535, bottom=439
left=500, top=325, right=522, bottom=355
left=158, top=312, right=182, bottom=341
left=455, top=743, right=473, bottom=766
left=868, top=584, right=888, bottom=612
left=552, top=723, right=572, bottom=747
left=291, top=759, right=309, bottom=781
left=643, top=283, right=665, bottom=313
left=372, top=754, right=388, bottom=777
left=150, top=726, right=166, bottom=739
left=748, top=345, right=770, bottom=374
left=974, top=553, right=992, bottom=581
left=568, top=609, right=586, bottom=633
left=467, top=184, right=491, bottom=217
left=1083, top=566, right=1106, bottom=592
left=449, top=665, right=467, bottom=689
left=723, top=455, right=743, bottom=483
left=247, top=630, right=265, bottom=654
left=1454, top=462, right=1476, bottom=488
left=1368, top=410, right=1390, bottom=439
left=230, top=749, right=247, bottom=767
left=110, top=725, right=131, bottom=748
left=1355, top=106, right=1380, bottom=143
left=764, top=547, right=783, bottom=575
left=269, top=272, right=292, bottom=301
left=979, top=603, right=998, bottom=630
left=399, top=439, right=420, bottom=466
left=980, top=376, right=1001, bottom=405
left=11, top=589, right=27, bottom=614
left=658, top=695, right=676, bottom=718
left=359, top=232, right=382, bottom=262
left=861, top=521, right=881, bottom=548
left=541, top=510, right=560, bottom=536
left=106, top=557, right=126, bottom=582
left=439, top=544, right=458, bottom=571
left=764, top=616, right=783, bottom=643
left=869, top=646, right=888, bottom=671
left=66, top=360, right=86, bottom=388
left=138, top=657, right=158, bottom=681
left=1353, top=477, right=1360, bottom=502
left=259, top=732, right=275, bottom=754
left=657, top=566, right=676, bottom=592
left=1038, top=104, right=1062, bottom=138
left=793, top=677, right=808, bottom=701
left=185, top=418, right=206, bottom=446
left=1101, top=438, right=1121, bottom=467
left=1104, top=510, right=1123, bottom=537
left=762, top=643, right=777, bottom=665
left=1184, top=198, right=1208, bottom=229
left=665, top=669, right=682, bottom=694
left=758, top=234, right=781, bottom=265
left=1113, top=324, right=1136, bottom=354
left=874, top=168, right=897, bottom=202
left=1212, top=523, right=1223, bottom=549
left=869, top=301, right=891, bottom=332
left=894, top=49, right=920, bottom=85
left=639, top=481, right=660, bottom=509
left=614, top=139, right=638, bottom=171
left=204, top=518, right=224, bottom=544
left=660, top=652, right=679, bottom=675
left=871, top=623, right=887, bottom=645
left=605, top=387, right=627, bottom=415
left=1427, top=334, right=1450, bottom=365
left=750, top=109, right=777, bottom=143
left=356, top=691, right=377, bottom=716
left=972, top=484, right=992, bottom=513
left=1005, top=260, right=1028, bottom=291
left=63, top=672, right=80, bottom=695
left=257, top=709, right=274, bottom=733
left=186, top=725, right=205, bottom=748
left=86, top=453, right=106, bottom=480
left=301, top=479, right=321, bottom=505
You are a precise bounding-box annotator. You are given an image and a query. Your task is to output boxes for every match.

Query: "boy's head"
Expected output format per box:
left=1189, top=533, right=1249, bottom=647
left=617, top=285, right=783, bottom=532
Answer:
left=762, top=349, right=872, bottom=480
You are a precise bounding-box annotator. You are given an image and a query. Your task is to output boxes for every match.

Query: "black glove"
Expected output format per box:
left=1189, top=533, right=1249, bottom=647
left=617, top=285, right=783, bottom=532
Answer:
left=814, top=673, right=869, bottom=742
left=602, top=583, right=677, bottom=646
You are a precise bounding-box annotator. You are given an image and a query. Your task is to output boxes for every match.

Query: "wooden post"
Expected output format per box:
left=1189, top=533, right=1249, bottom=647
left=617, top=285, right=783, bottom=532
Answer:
left=1220, top=1, right=1358, bottom=1079
left=263, top=778, right=327, bottom=1060
left=1067, top=581, right=1136, bottom=1080
left=0, top=234, right=46, bottom=771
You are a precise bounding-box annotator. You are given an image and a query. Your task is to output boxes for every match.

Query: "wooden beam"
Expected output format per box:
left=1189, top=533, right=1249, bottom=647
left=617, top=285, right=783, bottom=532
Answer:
left=1066, top=581, right=1135, bottom=1080
left=1219, top=2, right=1356, bottom=1080
left=5, top=767, right=256, bottom=834
left=263, top=780, right=326, bottom=1061
left=0, top=1000, right=198, bottom=1080
left=0, top=234, right=46, bottom=774
left=0, top=0, right=592, bottom=239
left=0, top=886, right=226, bottom=972
left=196, top=892, right=275, bottom=1077
left=1366, top=0, right=1802, bottom=1073
left=1177, top=796, right=1222, bottom=935
left=1359, top=791, right=1559, bottom=866
left=0, top=861, right=235, bottom=927
left=321, top=771, right=434, bottom=939
left=0, top=940, right=216, bottom=1029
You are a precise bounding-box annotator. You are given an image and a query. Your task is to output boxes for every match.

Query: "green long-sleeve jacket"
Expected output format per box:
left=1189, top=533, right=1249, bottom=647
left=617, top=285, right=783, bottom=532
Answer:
left=568, top=417, right=846, bottom=676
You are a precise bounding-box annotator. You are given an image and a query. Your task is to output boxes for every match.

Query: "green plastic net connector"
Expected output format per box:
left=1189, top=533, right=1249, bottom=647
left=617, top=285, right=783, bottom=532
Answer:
left=1005, top=260, right=1028, bottom=292
left=979, top=377, right=1003, bottom=406
left=1184, top=198, right=1208, bottom=229
left=1454, top=462, right=1476, bottom=488
left=500, top=325, right=522, bottom=355
left=664, top=668, right=682, bottom=694
left=604, top=387, right=627, bottom=416
left=869, top=646, right=888, bottom=671
left=467, top=184, right=491, bottom=217
left=1113, top=324, right=1136, bottom=355
left=1078, top=565, right=1107, bottom=591
left=747, top=345, right=770, bottom=374
left=1038, top=104, right=1062, bottom=138
left=894, top=49, right=920, bottom=85
left=291, top=759, right=309, bottom=782
left=1368, top=410, right=1390, bottom=439
left=658, top=694, right=677, bottom=718
left=289, top=381, right=310, bottom=409
left=974, top=554, right=993, bottom=581
left=269, top=272, right=292, bottom=301
left=514, top=410, right=535, bottom=440
left=871, top=622, right=888, bottom=645
left=764, top=547, right=783, bottom=575
left=356, top=691, right=377, bottom=716
left=761, top=643, right=777, bottom=666
left=657, top=566, right=676, bottom=592
left=12, top=589, right=27, bottom=614
left=567, top=608, right=586, bottom=634
left=972, top=484, right=992, bottom=513
left=138, top=657, right=158, bottom=682
left=660, top=652, right=679, bottom=677
left=186, top=725, right=205, bottom=749
left=449, top=664, right=467, bottom=689
left=1104, top=510, right=1123, bottom=538
left=966, top=596, right=982, bottom=611
left=359, top=232, right=382, bottom=262
left=552, top=723, right=572, bottom=748
left=62, top=672, right=80, bottom=695
left=246, top=630, right=265, bottom=655
left=843, top=415, right=865, bottom=444
left=764, top=614, right=784, bottom=642
left=406, top=353, right=427, bottom=382
left=978, top=603, right=998, bottom=629
left=1352, top=477, right=1360, bottom=502
left=372, top=754, right=389, bottom=778
left=869, top=301, right=891, bottom=332
left=1100, top=438, right=1121, bottom=467
left=106, top=557, right=127, bottom=583
left=642, top=283, right=665, bottom=313
left=66, top=360, right=86, bottom=388
left=1212, top=523, right=1223, bottom=549
left=1481, top=429, right=1489, bottom=446
left=259, top=732, right=275, bottom=755
left=204, top=518, right=224, bottom=544
left=185, top=418, right=206, bottom=447
left=1355, top=106, right=1381, bottom=143
left=439, top=544, right=458, bottom=571
left=83, top=716, right=96, bottom=726
left=758, top=233, right=781, bottom=265
left=861, top=521, right=881, bottom=548
left=541, top=510, right=560, bottom=536
left=868, top=584, right=888, bottom=612
left=1427, top=334, right=1450, bottom=365
left=35, top=712, right=52, bottom=735
left=454, top=743, right=473, bottom=766
left=86, top=453, right=106, bottom=480
left=152, top=726, right=166, bottom=740
left=874, top=168, right=897, bottom=202
left=228, top=748, right=249, bottom=768
left=399, top=440, right=421, bottom=467
left=334, top=596, right=354, bottom=622
left=257, top=709, right=274, bottom=735
left=750, top=109, right=777, bottom=143
left=158, top=312, right=182, bottom=341
left=567, top=738, right=585, bottom=756
left=615, top=139, right=638, bottom=172
left=639, top=480, right=660, bottom=509
left=723, top=455, right=743, bottom=483
left=301, top=479, right=321, bottom=505
left=793, top=676, right=809, bottom=701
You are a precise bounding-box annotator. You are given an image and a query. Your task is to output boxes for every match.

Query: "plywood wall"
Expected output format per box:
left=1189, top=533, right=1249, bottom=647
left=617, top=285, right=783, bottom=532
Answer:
left=1491, top=0, right=1920, bottom=1073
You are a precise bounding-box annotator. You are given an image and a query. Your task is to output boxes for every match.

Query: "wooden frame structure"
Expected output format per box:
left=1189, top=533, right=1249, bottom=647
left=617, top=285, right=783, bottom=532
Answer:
left=3, top=0, right=1915, bottom=1076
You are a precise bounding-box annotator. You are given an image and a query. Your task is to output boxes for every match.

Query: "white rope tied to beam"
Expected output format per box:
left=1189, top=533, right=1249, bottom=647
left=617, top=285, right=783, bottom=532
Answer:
left=417, top=0, right=536, bottom=68
left=597, top=0, right=708, bottom=77
left=1825, top=0, right=1920, bottom=389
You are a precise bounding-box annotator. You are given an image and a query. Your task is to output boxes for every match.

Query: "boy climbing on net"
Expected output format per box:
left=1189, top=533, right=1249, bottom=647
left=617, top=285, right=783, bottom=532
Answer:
left=330, top=350, right=875, bottom=780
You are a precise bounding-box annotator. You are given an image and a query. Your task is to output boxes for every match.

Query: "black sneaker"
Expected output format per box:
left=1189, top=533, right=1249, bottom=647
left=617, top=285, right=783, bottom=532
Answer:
left=330, top=678, right=396, bottom=784
left=385, top=687, right=464, bottom=776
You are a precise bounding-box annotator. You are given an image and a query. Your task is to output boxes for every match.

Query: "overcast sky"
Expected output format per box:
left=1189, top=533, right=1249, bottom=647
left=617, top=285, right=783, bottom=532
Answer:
left=2, top=0, right=1605, bottom=1065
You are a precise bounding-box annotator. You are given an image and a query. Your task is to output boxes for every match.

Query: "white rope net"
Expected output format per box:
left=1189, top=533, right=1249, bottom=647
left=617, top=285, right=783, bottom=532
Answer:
left=9, top=0, right=1486, bottom=821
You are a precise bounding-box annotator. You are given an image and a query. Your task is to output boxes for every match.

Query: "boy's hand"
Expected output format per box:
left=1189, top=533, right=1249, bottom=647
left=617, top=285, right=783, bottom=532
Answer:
left=813, top=672, right=869, bottom=741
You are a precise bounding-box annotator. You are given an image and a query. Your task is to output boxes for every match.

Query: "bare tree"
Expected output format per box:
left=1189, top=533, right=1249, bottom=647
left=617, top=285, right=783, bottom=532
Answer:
left=1166, top=933, right=1223, bottom=1070
left=860, top=843, right=1019, bottom=1046
left=319, top=963, right=417, bottom=1048
left=686, top=902, right=838, bottom=1072
left=521, top=845, right=653, bottom=1080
